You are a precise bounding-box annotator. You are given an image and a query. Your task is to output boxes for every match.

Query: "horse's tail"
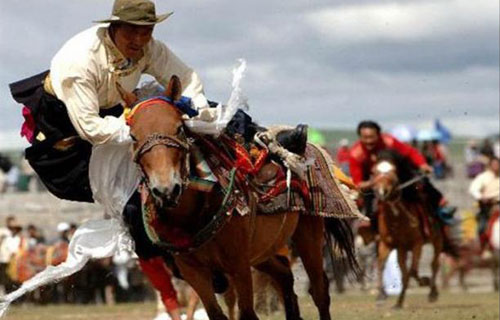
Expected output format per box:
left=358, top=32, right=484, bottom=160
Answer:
left=324, top=218, right=360, bottom=278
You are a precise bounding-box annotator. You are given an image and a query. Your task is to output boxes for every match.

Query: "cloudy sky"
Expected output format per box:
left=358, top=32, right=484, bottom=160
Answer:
left=0, top=0, right=498, bottom=149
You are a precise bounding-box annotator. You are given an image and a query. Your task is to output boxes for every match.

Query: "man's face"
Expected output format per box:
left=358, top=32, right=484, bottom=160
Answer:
left=112, top=23, right=154, bottom=60
left=359, top=128, right=380, bottom=151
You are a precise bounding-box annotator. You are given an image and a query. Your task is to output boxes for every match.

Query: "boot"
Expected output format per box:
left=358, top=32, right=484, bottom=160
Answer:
left=276, top=124, right=308, bottom=155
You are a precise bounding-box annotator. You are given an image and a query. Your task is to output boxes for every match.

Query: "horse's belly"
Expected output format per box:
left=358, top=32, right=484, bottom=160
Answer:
left=248, top=212, right=300, bottom=264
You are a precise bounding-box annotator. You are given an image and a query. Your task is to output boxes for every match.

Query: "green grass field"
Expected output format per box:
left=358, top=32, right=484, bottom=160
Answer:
left=5, top=291, right=499, bottom=320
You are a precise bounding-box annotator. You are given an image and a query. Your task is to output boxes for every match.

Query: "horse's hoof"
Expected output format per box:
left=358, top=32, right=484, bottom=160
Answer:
left=392, top=304, right=403, bottom=310
left=428, top=291, right=439, bottom=303
left=376, top=292, right=388, bottom=302
left=419, top=277, right=431, bottom=287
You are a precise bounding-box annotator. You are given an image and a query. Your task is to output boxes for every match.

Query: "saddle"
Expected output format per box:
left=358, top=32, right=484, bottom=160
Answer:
left=192, top=132, right=311, bottom=213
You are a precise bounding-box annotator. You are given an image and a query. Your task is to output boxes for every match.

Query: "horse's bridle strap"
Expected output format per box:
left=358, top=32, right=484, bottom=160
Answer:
left=134, top=133, right=190, bottom=163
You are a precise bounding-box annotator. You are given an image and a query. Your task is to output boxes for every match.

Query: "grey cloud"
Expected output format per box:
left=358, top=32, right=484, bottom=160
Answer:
left=0, top=0, right=498, bottom=142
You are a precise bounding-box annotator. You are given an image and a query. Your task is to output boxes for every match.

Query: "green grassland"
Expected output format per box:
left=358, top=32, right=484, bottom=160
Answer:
left=5, top=291, right=499, bottom=320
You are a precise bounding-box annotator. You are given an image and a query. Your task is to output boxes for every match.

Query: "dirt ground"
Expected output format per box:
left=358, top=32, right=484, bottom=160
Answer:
left=4, top=291, right=499, bottom=320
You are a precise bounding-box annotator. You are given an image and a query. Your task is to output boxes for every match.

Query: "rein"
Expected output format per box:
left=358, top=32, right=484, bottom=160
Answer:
left=395, top=174, right=428, bottom=191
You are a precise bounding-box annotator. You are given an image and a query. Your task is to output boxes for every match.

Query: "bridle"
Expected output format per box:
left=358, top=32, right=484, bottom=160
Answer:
left=133, top=132, right=190, bottom=163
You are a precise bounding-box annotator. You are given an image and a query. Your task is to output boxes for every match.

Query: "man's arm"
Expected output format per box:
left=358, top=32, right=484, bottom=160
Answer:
left=469, top=173, right=485, bottom=200
left=390, top=136, right=428, bottom=169
left=348, top=154, right=364, bottom=187
left=51, top=65, right=131, bottom=145
left=145, top=40, right=209, bottom=112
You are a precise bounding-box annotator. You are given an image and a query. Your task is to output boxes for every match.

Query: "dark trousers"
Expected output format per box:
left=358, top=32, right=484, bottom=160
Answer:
left=477, top=202, right=492, bottom=236
left=122, top=192, right=163, bottom=260
left=421, top=178, right=443, bottom=211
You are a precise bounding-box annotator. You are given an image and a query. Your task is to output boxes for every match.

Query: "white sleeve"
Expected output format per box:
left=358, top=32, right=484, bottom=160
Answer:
left=51, top=66, right=131, bottom=146
left=468, top=174, right=484, bottom=200
left=145, top=40, right=209, bottom=111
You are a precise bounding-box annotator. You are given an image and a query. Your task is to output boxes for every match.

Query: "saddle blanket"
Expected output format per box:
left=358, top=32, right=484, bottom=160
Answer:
left=258, top=144, right=364, bottom=220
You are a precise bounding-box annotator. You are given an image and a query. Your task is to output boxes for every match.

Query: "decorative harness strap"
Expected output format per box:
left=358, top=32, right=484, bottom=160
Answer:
left=125, top=96, right=197, bottom=126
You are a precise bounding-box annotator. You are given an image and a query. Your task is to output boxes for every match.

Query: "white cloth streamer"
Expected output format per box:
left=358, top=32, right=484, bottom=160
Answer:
left=0, top=218, right=133, bottom=317
left=184, top=59, right=248, bottom=136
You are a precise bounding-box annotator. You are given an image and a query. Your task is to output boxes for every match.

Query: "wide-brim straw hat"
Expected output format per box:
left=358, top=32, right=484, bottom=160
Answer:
left=95, top=0, right=173, bottom=26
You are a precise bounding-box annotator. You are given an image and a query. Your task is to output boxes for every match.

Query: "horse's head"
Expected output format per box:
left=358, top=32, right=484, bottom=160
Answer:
left=372, top=159, right=399, bottom=201
left=120, top=76, right=190, bottom=208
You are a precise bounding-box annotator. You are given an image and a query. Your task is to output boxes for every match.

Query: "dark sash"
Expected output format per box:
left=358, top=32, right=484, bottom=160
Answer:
left=9, top=72, right=123, bottom=203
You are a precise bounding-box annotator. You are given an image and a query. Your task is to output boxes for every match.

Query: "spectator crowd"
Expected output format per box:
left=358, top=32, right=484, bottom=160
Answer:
left=0, top=215, right=154, bottom=305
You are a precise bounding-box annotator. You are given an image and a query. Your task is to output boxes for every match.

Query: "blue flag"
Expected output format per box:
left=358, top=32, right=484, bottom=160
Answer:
left=434, top=119, right=452, bottom=144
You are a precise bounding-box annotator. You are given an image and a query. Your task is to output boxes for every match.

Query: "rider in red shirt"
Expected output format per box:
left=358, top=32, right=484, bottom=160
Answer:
left=349, top=121, right=455, bottom=229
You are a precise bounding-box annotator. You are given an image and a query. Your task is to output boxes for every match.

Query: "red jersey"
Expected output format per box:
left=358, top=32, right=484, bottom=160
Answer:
left=348, top=133, right=427, bottom=185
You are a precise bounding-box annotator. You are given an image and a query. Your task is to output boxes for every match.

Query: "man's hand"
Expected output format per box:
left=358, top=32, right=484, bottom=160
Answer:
left=420, top=164, right=434, bottom=175
left=197, top=108, right=217, bottom=122
left=359, top=180, right=374, bottom=191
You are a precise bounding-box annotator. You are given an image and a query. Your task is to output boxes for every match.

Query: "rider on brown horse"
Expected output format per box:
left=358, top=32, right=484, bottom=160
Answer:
left=348, top=121, right=457, bottom=231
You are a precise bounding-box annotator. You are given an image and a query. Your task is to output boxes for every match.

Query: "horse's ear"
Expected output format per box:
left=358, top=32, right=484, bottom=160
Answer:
left=165, top=75, right=182, bottom=101
left=116, top=82, right=138, bottom=107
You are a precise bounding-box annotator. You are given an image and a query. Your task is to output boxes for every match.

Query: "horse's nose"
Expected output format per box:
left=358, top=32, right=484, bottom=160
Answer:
left=151, top=186, right=166, bottom=199
left=170, top=183, right=182, bottom=200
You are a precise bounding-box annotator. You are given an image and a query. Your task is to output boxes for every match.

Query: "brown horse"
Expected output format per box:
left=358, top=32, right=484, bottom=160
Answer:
left=120, top=76, right=357, bottom=320
left=371, top=152, right=443, bottom=308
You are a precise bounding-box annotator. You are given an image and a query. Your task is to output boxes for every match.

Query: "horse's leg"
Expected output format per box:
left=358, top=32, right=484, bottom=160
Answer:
left=175, top=259, right=228, bottom=320
left=429, top=235, right=443, bottom=302
left=394, top=248, right=409, bottom=309
left=409, top=242, right=429, bottom=286
left=253, top=270, right=269, bottom=315
left=440, top=255, right=453, bottom=290
left=292, top=215, right=330, bottom=320
left=254, top=256, right=302, bottom=320
left=222, top=283, right=237, bottom=320
left=376, top=241, right=391, bottom=302
left=185, top=288, right=201, bottom=320
left=230, top=265, right=259, bottom=320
